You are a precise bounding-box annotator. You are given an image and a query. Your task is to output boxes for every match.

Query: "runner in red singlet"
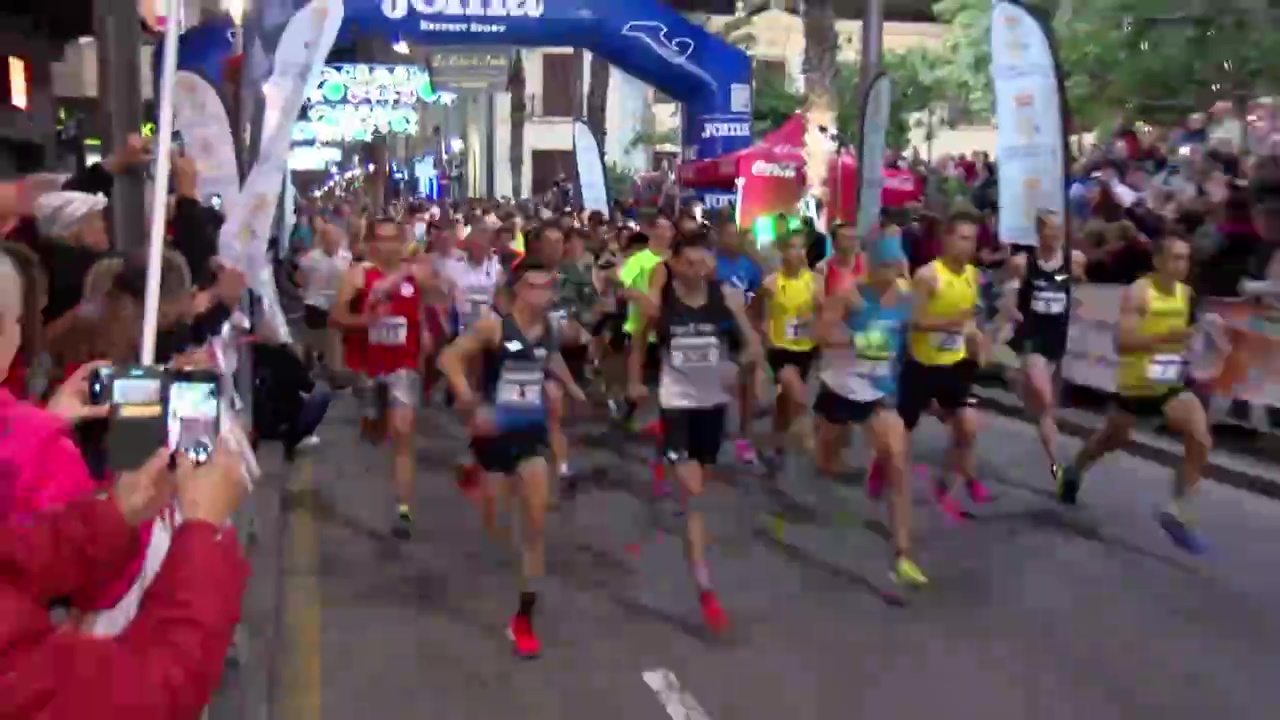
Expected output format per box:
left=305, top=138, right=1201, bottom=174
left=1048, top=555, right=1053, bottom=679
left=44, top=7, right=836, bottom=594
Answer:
left=819, top=223, right=865, bottom=297
left=331, top=215, right=439, bottom=540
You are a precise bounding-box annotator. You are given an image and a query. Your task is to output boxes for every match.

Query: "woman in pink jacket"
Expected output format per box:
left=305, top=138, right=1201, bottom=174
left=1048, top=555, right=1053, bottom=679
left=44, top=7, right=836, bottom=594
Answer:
left=0, top=242, right=147, bottom=621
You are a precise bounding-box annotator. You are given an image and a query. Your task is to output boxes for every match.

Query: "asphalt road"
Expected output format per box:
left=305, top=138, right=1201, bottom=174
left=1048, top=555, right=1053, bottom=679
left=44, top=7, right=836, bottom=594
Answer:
left=269, top=400, right=1280, bottom=720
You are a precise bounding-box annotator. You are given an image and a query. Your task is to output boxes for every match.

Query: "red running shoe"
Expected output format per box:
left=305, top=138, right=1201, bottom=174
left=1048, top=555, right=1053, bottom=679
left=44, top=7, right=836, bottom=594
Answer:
left=640, top=418, right=664, bottom=439
left=456, top=463, right=481, bottom=495
left=699, top=590, right=728, bottom=634
left=507, top=614, right=540, bottom=659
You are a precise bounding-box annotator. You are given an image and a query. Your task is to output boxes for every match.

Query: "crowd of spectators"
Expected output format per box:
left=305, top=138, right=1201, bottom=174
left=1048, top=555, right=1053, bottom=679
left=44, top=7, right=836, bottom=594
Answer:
left=0, top=135, right=277, bottom=718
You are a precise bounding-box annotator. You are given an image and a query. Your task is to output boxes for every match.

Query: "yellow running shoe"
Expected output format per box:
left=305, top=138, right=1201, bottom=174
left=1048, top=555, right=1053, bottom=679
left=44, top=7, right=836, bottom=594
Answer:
left=892, top=556, right=928, bottom=587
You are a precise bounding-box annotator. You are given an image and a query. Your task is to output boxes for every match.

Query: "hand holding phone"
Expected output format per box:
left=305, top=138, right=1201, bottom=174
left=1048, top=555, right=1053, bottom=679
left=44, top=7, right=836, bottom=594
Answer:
left=47, top=361, right=113, bottom=424
left=167, top=370, right=221, bottom=466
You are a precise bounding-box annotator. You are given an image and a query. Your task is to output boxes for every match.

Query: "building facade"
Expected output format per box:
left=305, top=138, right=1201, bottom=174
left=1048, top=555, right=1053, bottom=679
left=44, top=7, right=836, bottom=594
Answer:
left=0, top=13, right=67, bottom=177
left=43, top=1, right=983, bottom=199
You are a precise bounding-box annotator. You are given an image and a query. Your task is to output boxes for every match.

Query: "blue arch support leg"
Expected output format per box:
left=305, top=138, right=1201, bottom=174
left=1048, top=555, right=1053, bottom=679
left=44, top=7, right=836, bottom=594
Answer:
left=351, top=0, right=754, bottom=162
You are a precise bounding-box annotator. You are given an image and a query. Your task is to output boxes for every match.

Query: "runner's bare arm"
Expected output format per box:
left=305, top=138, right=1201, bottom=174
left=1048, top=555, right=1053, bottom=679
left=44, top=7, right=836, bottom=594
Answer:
left=1070, top=249, right=1088, bottom=282
left=726, top=290, right=764, bottom=367
left=993, top=253, right=1026, bottom=326
left=640, top=261, right=668, bottom=315
left=1115, top=281, right=1159, bottom=354
left=816, top=290, right=854, bottom=347
left=329, top=264, right=368, bottom=329
left=547, top=352, right=587, bottom=402
left=437, top=316, right=501, bottom=406
left=1001, top=253, right=1028, bottom=294
left=627, top=316, right=653, bottom=393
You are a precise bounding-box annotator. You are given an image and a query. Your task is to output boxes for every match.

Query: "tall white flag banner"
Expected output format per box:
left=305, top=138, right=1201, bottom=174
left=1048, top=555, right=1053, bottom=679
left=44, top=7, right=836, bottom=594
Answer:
left=171, top=71, right=240, bottom=213
left=573, top=120, right=610, bottom=213
left=856, top=72, right=891, bottom=238
left=991, top=0, right=1065, bottom=246
left=219, top=0, right=343, bottom=339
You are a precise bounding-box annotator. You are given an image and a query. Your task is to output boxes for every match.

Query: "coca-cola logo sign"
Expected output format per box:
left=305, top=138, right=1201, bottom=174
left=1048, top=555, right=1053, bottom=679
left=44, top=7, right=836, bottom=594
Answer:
left=751, top=160, right=797, bottom=178
left=883, top=171, right=918, bottom=191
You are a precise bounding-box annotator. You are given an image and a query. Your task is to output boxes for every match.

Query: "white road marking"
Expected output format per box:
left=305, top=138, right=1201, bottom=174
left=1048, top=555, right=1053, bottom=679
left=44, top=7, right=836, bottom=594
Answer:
left=642, top=668, right=712, bottom=720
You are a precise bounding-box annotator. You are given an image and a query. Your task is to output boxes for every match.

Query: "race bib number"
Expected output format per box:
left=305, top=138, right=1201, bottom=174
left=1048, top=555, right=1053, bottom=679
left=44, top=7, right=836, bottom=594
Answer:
left=853, top=357, right=892, bottom=377
left=458, top=293, right=490, bottom=329
left=931, top=332, right=963, bottom=352
left=785, top=319, right=809, bottom=341
left=368, top=316, right=408, bottom=346
left=1030, top=291, right=1068, bottom=315
left=670, top=336, right=719, bottom=369
left=496, top=368, right=544, bottom=407
left=1146, top=353, right=1185, bottom=384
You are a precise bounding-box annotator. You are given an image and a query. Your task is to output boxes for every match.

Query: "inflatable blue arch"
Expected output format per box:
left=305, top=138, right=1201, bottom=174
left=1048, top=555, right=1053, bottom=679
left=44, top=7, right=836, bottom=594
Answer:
left=340, top=0, right=755, bottom=162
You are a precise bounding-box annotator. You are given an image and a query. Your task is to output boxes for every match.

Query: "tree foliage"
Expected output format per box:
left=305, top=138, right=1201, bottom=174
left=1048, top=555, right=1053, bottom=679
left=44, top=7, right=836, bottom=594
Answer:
left=749, top=46, right=957, bottom=151
left=932, top=0, right=1280, bottom=131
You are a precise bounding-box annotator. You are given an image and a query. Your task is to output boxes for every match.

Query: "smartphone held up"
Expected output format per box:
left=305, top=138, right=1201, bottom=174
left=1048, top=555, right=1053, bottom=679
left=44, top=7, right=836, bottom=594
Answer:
left=89, top=364, right=222, bottom=472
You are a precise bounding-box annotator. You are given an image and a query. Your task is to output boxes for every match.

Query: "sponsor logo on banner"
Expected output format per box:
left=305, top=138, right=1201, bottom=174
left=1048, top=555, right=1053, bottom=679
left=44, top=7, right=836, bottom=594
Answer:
left=751, top=160, right=796, bottom=178
left=380, top=0, right=544, bottom=33
left=701, top=120, right=751, bottom=139
left=702, top=193, right=734, bottom=209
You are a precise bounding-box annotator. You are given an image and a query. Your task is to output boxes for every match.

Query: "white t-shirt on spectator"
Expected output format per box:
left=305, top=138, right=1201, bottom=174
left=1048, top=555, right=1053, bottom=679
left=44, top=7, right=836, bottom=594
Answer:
left=299, top=248, right=350, bottom=309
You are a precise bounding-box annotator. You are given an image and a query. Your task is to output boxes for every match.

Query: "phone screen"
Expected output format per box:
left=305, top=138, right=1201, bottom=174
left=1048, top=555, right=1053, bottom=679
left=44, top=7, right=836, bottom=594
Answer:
left=112, top=376, right=163, bottom=416
left=167, top=380, right=219, bottom=464
left=210, top=194, right=223, bottom=211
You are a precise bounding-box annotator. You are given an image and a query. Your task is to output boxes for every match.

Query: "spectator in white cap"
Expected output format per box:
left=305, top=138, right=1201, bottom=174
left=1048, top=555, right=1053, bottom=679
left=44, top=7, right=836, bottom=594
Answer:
left=30, top=192, right=112, bottom=326
left=33, top=191, right=110, bottom=252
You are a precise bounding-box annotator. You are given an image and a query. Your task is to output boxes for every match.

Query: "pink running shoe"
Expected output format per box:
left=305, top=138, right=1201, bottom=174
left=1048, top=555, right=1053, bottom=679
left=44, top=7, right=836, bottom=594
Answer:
left=932, top=481, right=965, bottom=523
left=965, top=478, right=993, bottom=504
left=937, top=494, right=965, bottom=523
left=734, top=439, right=759, bottom=465
left=866, top=458, right=886, bottom=500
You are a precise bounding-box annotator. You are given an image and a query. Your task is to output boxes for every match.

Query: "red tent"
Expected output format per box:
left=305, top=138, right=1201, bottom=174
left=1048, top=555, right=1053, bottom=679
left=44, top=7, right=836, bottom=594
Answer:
left=677, top=112, right=922, bottom=223
left=677, top=113, right=858, bottom=220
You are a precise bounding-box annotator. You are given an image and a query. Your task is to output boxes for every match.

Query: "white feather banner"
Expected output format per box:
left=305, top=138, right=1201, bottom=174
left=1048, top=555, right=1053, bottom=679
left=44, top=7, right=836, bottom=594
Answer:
left=217, top=0, right=344, bottom=341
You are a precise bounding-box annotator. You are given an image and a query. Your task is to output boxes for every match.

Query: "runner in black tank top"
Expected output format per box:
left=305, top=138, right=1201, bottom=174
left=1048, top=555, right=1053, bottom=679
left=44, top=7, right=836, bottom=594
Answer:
left=437, top=258, right=588, bottom=660
left=1009, top=246, right=1072, bottom=361
left=998, top=211, right=1086, bottom=490
left=627, top=233, right=763, bottom=636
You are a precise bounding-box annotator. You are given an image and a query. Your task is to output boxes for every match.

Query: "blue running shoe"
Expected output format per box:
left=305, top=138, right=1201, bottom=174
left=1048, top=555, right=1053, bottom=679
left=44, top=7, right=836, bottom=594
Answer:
left=1158, top=510, right=1206, bottom=555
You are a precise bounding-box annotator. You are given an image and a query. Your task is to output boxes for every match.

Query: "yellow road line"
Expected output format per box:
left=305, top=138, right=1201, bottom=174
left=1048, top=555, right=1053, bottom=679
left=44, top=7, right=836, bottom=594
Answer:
left=280, top=459, right=323, bottom=720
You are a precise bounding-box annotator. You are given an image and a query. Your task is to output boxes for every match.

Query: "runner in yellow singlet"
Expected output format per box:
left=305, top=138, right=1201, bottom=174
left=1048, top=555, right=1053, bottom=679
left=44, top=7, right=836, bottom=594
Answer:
left=1061, top=232, right=1218, bottom=554
left=899, top=209, right=993, bottom=521
left=760, top=231, right=823, bottom=461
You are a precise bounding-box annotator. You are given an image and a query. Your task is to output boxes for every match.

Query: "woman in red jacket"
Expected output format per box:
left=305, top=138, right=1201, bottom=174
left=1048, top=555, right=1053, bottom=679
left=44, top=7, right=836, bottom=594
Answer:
left=0, top=443, right=248, bottom=720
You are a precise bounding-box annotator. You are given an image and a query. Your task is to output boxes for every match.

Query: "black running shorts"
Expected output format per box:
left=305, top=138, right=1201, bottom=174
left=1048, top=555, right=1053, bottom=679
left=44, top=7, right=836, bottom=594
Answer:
left=896, top=357, right=978, bottom=430
left=767, top=348, right=817, bottom=381
left=813, top=385, right=884, bottom=425
left=1111, top=388, right=1196, bottom=419
left=471, top=425, right=548, bottom=475
left=1008, top=327, right=1067, bottom=363
left=660, top=405, right=727, bottom=466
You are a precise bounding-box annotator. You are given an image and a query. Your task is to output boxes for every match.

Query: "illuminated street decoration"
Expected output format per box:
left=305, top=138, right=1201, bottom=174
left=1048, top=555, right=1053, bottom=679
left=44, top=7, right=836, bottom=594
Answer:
left=309, top=63, right=442, bottom=105
left=294, top=103, right=425, bottom=143
left=294, top=63, right=457, bottom=143
left=289, top=144, right=343, bottom=170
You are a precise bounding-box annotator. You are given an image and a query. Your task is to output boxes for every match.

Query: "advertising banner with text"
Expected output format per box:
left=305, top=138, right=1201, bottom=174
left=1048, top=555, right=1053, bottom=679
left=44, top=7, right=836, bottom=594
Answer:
left=990, top=284, right=1280, bottom=431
